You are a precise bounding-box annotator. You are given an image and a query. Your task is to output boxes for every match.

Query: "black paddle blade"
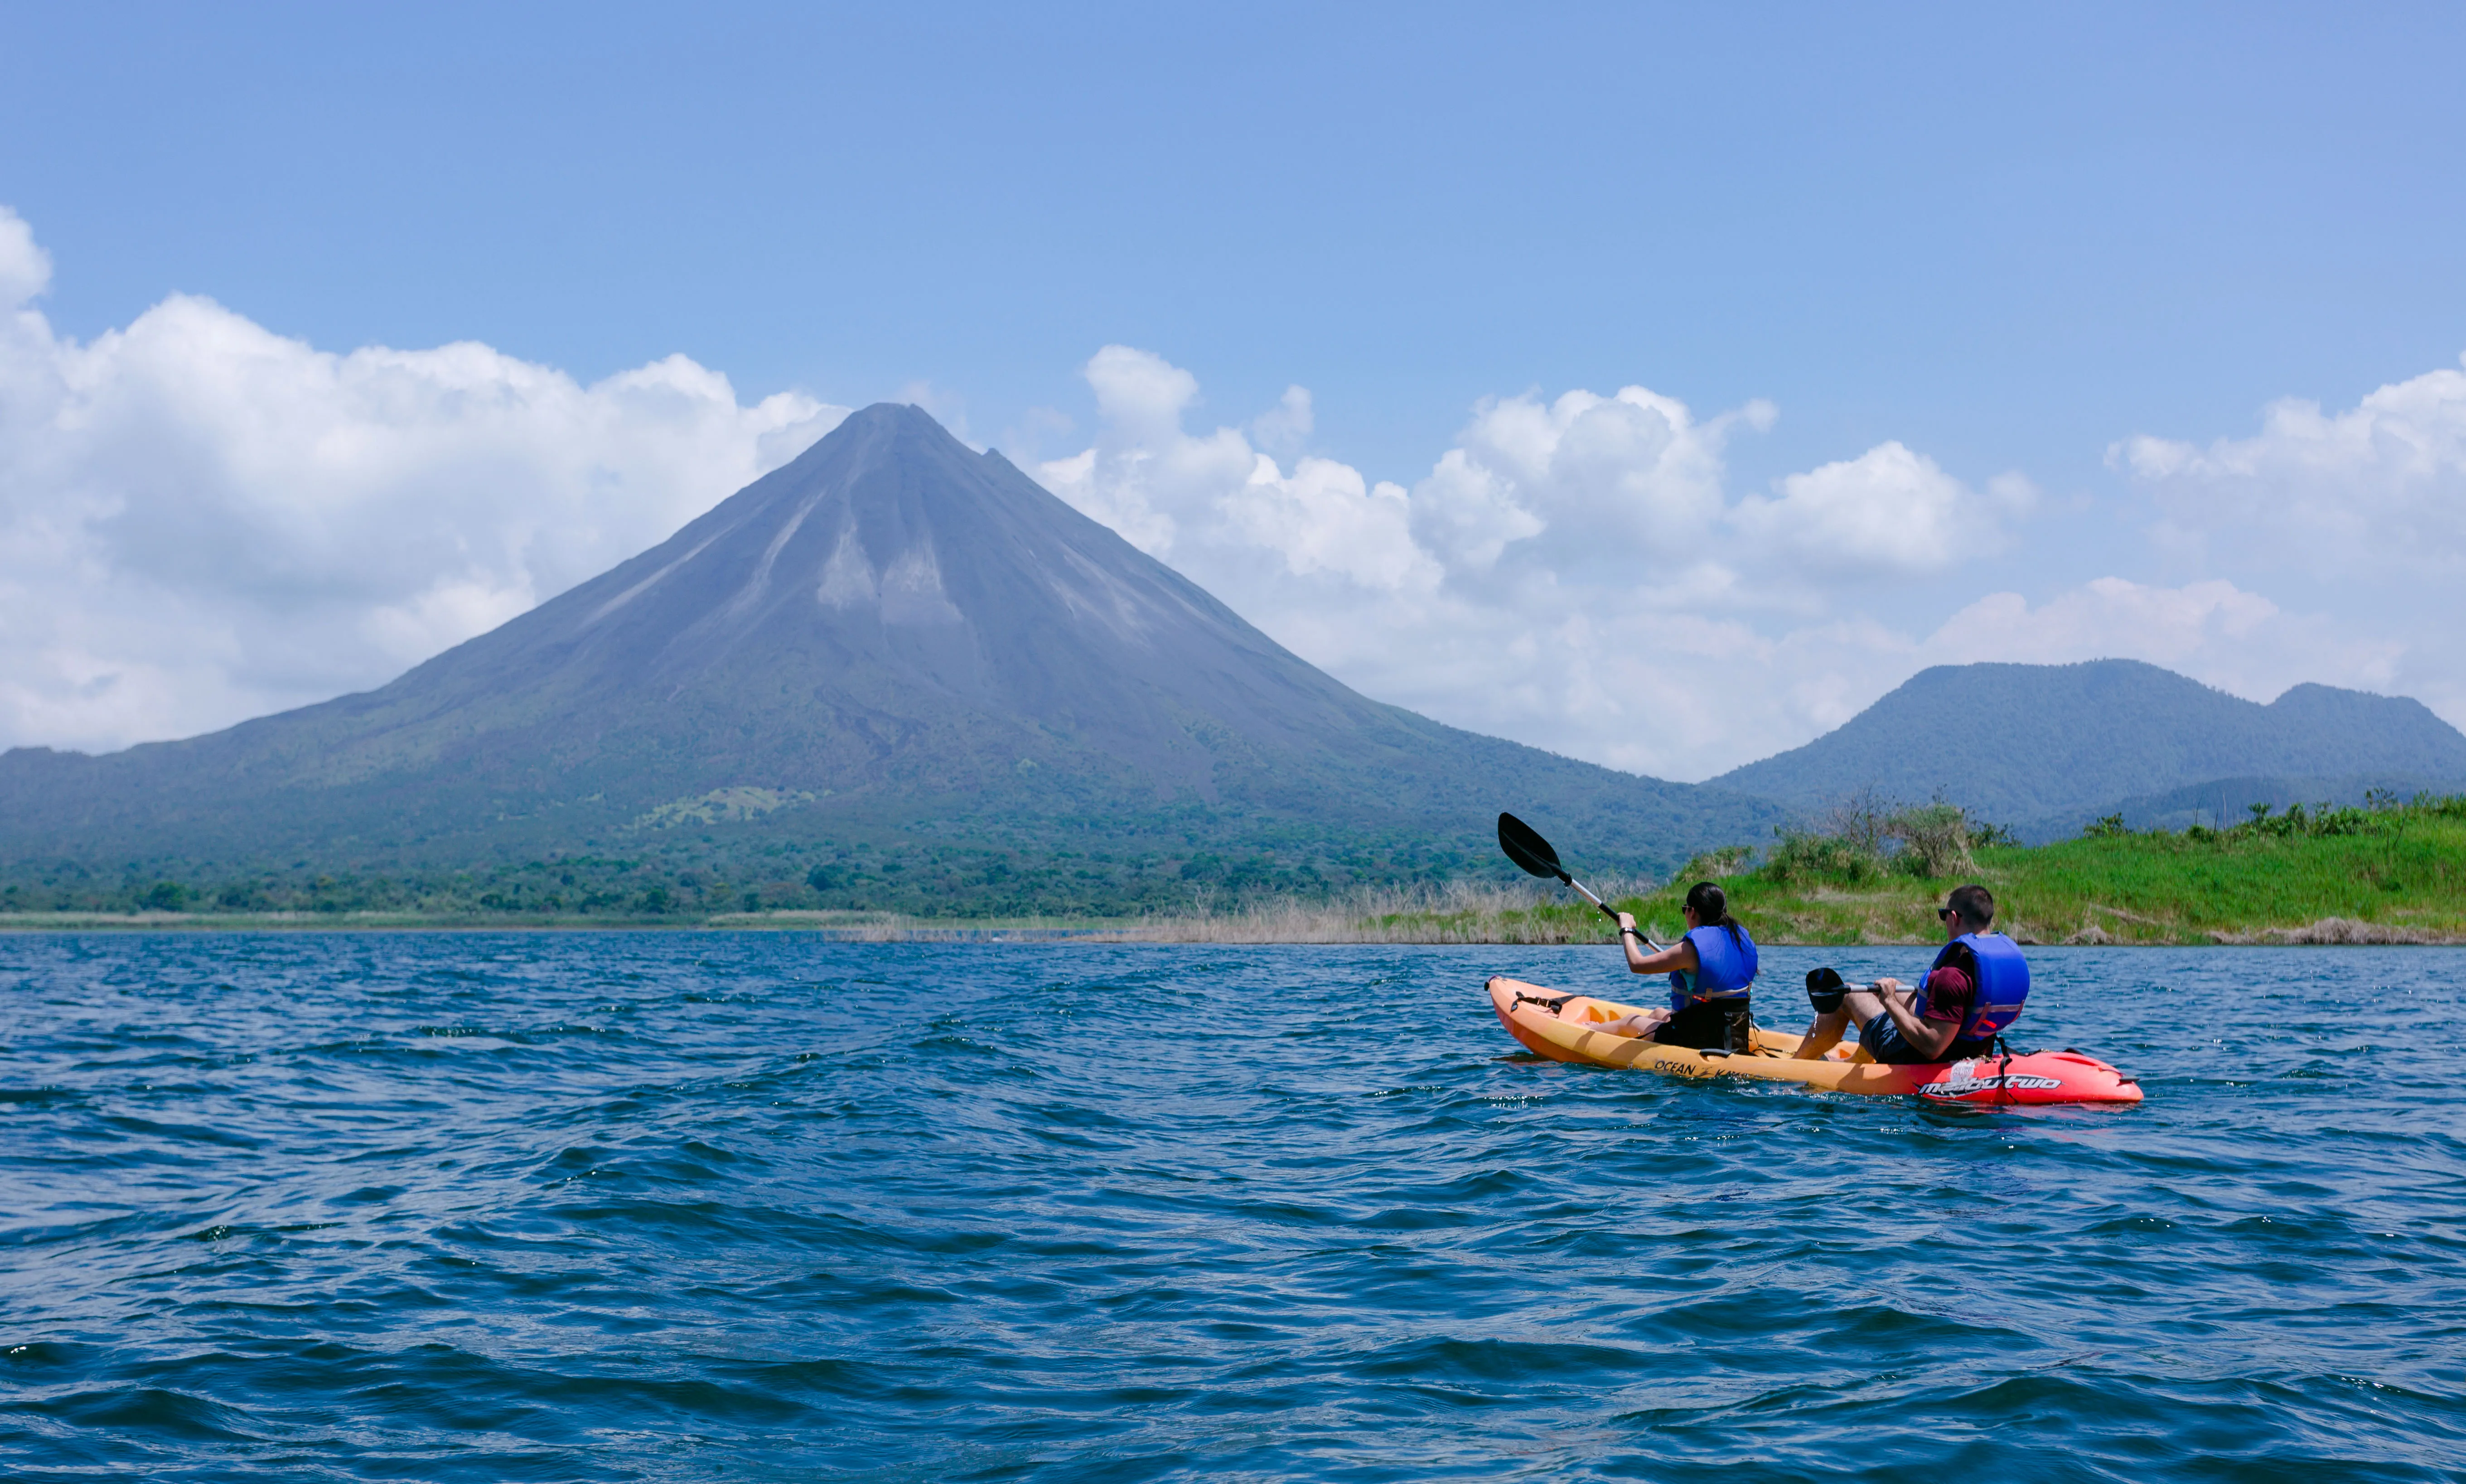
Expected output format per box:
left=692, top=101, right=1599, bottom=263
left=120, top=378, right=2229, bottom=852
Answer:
left=1497, top=812, right=1568, bottom=882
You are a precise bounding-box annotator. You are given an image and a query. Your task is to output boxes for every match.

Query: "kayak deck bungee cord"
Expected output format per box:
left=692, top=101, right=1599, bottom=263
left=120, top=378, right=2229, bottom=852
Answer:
left=1486, top=977, right=2143, bottom=1106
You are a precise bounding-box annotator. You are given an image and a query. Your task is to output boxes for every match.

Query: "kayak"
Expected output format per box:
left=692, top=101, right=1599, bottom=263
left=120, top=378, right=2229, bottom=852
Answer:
left=1486, top=976, right=2143, bottom=1106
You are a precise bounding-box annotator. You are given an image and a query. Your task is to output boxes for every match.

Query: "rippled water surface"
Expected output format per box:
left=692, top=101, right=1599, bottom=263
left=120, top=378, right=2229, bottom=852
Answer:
left=3, top=934, right=2462, bottom=1481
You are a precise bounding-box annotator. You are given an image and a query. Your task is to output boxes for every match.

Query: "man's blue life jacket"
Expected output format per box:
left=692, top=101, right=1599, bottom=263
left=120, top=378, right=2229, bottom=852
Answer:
left=1669, top=924, right=1758, bottom=1011
left=1913, top=931, right=2030, bottom=1044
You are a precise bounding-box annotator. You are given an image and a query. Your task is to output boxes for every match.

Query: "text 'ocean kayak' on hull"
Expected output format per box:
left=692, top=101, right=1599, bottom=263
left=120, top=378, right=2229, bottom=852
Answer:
left=1486, top=976, right=2143, bottom=1106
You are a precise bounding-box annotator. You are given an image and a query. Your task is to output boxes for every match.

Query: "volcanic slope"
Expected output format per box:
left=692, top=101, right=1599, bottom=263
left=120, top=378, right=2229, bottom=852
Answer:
left=1711, top=659, right=2466, bottom=837
left=1, top=404, right=1780, bottom=911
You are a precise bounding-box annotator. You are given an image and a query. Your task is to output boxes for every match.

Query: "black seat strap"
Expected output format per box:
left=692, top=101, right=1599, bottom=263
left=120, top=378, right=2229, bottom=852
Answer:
left=1509, top=990, right=1578, bottom=1014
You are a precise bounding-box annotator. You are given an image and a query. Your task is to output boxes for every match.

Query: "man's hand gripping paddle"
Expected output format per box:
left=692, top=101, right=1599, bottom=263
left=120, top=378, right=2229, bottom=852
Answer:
left=1496, top=812, right=1661, bottom=949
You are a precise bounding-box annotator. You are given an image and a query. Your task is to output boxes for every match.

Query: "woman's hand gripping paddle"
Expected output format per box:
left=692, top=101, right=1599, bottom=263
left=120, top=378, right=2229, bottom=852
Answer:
left=1497, top=812, right=1660, bottom=949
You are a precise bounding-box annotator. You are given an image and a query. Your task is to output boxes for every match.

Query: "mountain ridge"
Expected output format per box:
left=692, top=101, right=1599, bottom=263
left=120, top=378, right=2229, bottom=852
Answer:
left=1711, top=658, right=2466, bottom=835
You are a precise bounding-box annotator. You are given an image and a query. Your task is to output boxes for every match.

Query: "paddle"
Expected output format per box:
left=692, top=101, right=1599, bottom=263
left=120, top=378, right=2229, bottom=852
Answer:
left=1496, top=812, right=1659, bottom=947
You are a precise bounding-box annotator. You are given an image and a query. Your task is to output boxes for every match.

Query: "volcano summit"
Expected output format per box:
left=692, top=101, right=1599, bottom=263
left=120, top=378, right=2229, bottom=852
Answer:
left=1, top=405, right=1778, bottom=914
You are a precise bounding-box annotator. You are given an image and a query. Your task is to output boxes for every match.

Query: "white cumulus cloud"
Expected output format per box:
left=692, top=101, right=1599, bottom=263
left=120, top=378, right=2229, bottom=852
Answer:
left=0, top=207, right=844, bottom=752
left=1917, top=578, right=2399, bottom=698
left=1035, top=346, right=2066, bottom=777
left=1036, top=346, right=1442, bottom=596
left=7, top=201, right=2449, bottom=782
left=2119, top=354, right=2466, bottom=572
left=0, top=208, right=51, bottom=309
left=1736, top=440, right=1995, bottom=575
left=1030, top=347, right=2458, bottom=778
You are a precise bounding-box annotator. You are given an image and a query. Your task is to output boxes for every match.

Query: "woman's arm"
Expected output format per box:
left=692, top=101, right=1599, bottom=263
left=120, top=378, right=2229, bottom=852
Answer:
left=1615, top=913, right=1697, bottom=976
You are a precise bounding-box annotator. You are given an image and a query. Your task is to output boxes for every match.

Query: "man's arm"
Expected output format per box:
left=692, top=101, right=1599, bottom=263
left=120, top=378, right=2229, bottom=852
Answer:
left=1876, top=974, right=1961, bottom=1060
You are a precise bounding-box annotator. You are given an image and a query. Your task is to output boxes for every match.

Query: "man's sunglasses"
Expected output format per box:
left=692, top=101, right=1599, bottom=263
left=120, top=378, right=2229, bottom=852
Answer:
left=1936, top=906, right=1959, bottom=921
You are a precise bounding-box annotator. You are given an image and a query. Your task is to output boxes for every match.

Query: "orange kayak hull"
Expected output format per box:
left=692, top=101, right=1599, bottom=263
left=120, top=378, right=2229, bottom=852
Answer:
left=1486, top=976, right=2143, bottom=1105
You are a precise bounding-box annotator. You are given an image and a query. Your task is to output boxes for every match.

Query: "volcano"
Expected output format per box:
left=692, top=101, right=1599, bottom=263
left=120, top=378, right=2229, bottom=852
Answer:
left=0, top=405, right=1779, bottom=911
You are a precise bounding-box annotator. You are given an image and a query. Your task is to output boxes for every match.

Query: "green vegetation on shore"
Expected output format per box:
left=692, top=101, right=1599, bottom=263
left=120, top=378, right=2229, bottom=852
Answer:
left=1082, top=791, right=2466, bottom=946
left=0, top=819, right=1504, bottom=924
left=11, top=793, right=2462, bottom=944
left=1431, top=790, right=2466, bottom=947
left=1644, top=790, right=2466, bottom=946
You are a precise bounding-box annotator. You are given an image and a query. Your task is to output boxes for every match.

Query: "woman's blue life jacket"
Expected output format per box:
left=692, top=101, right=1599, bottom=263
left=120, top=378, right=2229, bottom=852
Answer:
left=1911, top=932, right=2031, bottom=1045
left=1669, top=924, right=1759, bottom=1012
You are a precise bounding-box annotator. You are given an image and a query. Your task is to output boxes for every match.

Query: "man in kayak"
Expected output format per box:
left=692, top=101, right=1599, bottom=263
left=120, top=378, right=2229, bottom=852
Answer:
left=1595, top=882, right=1760, bottom=1051
left=1789, top=883, right=2030, bottom=1063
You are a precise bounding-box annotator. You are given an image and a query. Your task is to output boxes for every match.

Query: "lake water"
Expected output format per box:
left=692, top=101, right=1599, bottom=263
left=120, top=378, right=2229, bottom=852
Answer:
left=2, top=934, right=2461, bottom=1481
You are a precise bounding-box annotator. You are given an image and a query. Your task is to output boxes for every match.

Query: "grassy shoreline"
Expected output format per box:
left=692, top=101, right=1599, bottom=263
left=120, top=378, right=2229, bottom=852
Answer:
left=5, top=895, right=2460, bottom=947
left=1625, top=792, right=2466, bottom=947
left=10, top=795, right=2462, bottom=944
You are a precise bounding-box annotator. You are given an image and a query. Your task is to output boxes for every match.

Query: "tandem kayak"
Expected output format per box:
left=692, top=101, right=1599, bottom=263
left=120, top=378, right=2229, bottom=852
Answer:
left=1486, top=976, right=2143, bottom=1106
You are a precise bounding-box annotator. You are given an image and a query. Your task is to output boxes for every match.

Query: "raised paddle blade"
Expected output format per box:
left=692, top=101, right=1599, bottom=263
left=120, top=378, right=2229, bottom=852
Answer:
left=1497, top=812, right=1567, bottom=882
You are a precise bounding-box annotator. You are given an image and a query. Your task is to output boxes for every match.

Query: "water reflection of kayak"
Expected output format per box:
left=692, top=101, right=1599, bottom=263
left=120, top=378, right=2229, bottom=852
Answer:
left=1486, top=976, right=2144, bottom=1106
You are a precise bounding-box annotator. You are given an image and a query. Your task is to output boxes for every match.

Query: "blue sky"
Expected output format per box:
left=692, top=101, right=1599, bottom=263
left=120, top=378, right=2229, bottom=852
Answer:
left=3, top=2, right=2463, bottom=776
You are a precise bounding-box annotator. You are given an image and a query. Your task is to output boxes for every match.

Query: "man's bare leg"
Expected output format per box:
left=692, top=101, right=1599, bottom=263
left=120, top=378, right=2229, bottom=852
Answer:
left=1791, top=1007, right=1852, bottom=1061
left=1790, top=983, right=1904, bottom=1061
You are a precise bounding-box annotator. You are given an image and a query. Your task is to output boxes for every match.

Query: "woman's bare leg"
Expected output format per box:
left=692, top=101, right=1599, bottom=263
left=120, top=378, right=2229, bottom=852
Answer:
left=1596, top=1010, right=1670, bottom=1040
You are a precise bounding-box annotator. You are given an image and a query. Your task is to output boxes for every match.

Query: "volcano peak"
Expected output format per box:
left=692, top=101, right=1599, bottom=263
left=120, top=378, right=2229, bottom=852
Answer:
left=0, top=404, right=1777, bottom=905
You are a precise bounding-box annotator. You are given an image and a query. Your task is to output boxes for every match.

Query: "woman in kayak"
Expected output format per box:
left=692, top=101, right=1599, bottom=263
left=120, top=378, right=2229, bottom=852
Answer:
left=1596, top=882, right=1759, bottom=1051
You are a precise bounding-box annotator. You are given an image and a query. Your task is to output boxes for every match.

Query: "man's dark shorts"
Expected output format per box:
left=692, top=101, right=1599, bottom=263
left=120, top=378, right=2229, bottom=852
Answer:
left=1860, top=1010, right=1932, bottom=1065
left=1861, top=1011, right=1996, bottom=1065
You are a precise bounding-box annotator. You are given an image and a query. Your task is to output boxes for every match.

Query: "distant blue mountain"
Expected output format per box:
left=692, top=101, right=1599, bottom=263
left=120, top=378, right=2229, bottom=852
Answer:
left=1710, top=659, right=2466, bottom=838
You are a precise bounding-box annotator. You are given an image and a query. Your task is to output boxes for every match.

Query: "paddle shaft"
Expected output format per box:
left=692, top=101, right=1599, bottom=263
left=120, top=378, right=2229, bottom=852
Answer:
left=1569, top=879, right=1669, bottom=952
left=1495, top=810, right=1663, bottom=949
left=1564, top=877, right=1615, bottom=917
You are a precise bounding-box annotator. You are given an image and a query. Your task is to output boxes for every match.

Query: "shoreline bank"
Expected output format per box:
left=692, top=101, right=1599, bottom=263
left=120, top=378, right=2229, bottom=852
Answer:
left=5, top=909, right=2460, bottom=945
